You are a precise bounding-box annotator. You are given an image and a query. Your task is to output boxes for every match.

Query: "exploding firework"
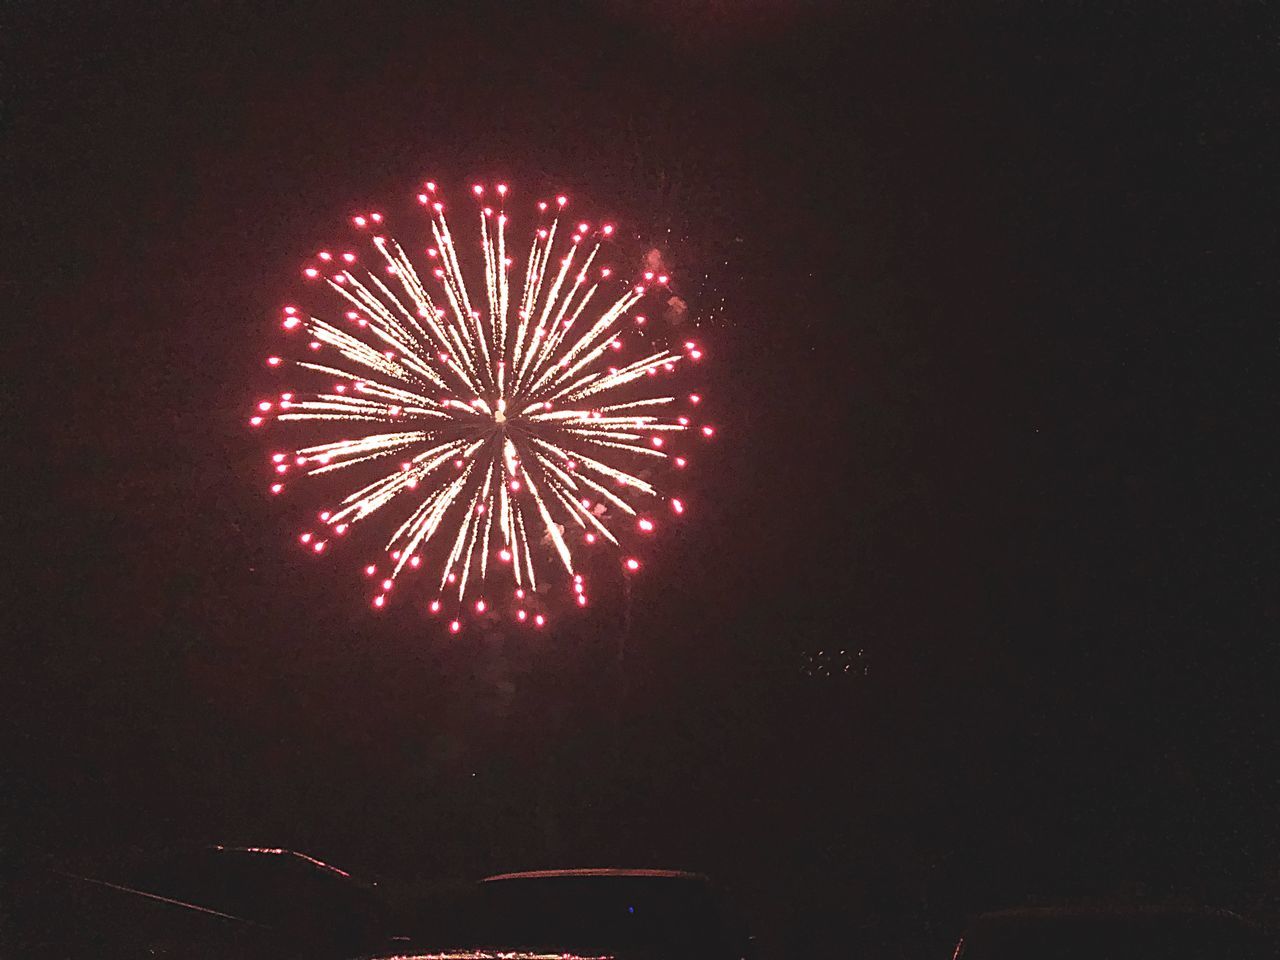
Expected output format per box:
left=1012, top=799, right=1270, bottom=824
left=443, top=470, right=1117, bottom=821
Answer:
left=252, top=182, right=711, bottom=629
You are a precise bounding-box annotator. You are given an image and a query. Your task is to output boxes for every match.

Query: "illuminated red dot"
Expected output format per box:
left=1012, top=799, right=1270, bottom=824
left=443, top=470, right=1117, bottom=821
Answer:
left=671, top=499, right=685, bottom=514
left=624, top=557, right=641, bottom=572
left=658, top=274, right=669, bottom=284
left=702, top=425, right=715, bottom=437
left=270, top=483, right=283, bottom=494
left=499, top=549, right=512, bottom=562
left=602, top=224, right=614, bottom=235
left=446, top=572, right=457, bottom=584
left=635, top=315, right=646, bottom=325
left=644, top=271, right=654, bottom=281
left=638, top=518, right=655, bottom=532
left=272, top=453, right=286, bottom=463
left=284, top=306, right=297, bottom=315
left=534, top=614, right=546, bottom=627
left=678, top=416, right=690, bottom=426
left=426, top=181, right=436, bottom=192
left=304, top=267, right=319, bottom=278
left=577, top=222, right=589, bottom=233
left=497, top=183, right=508, bottom=195
left=313, top=541, right=326, bottom=553
left=372, top=595, right=385, bottom=608
left=365, top=565, right=376, bottom=576
left=409, top=555, right=421, bottom=568
left=275, top=463, right=288, bottom=475
left=353, top=216, right=367, bottom=227
left=249, top=416, right=263, bottom=427
left=509, top=480, right=521, bottom=492
left=429, top=600, right=441, bottom=614
left=556, top=195, right=567, bottom=206
left=577, top=595, right=588, bottom=607
left=584, top=532, right=596, bottom=544
left=651, top=436, right=664, bottom=448
left=370, top=213, right=382, bottom=222
left=538, top=202, right=548, bottom=212
left=342, top=252, right=355, bottom=263
left=449, top=620, right=461, bottom=634
left=515, top=588, right=525, bottom=600
left=517, top=609, right=528, bottom=622
left=267, top=356, right=281, bottom=367
left=689, top=393, right=701, bottom=404
left=318, top=251, right=332, bottom=261
left=282, top=317, right=300, bottom=330
left=690, top=350, right=702, bottom=360
left=475, top=599, right=486, bottom=613
left=309, top=341, right=321, bottom=351
left=257, top=401, right=272, bottom=412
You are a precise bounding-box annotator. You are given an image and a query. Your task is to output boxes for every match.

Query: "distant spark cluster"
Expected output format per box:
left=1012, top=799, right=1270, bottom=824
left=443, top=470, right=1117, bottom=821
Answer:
left=252, top=182, right=712, bottom=630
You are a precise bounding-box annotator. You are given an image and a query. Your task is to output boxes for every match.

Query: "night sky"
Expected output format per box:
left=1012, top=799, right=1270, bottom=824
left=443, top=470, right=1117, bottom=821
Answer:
left=7, top=0, right=1278, bottom=951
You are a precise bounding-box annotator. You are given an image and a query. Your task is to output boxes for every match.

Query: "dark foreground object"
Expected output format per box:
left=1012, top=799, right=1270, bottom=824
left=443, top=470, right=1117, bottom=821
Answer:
left=953, top=906, right=1275, bottom=960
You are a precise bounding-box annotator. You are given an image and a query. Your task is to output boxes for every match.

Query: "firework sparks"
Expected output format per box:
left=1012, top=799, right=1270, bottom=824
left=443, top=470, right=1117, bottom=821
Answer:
left=253, top=182, right=711, bottom=628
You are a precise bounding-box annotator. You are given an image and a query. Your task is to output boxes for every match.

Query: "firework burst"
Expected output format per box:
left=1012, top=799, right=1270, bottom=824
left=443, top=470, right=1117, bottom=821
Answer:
left=252, top=182, right=711, bottom=630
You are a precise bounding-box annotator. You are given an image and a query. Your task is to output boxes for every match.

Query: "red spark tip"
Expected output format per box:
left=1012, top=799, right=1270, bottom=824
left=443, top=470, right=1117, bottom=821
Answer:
left=475, top=599, right=486, bottom=613
left=472, top=184, right=484, bottom=196
left=449, top=619, right=462, bottom=633
left=702, top=425, right=716, bottom=437
left=284, top=306, right=297, bottom=315
left=509, top=480, right=521, bottom=492
left=638, top=518, right=655, bottom=532
left=690, top=349, right=703, bottom=360
left=577, top=594, right=588, bottom=607
left=370, top=213, right=382, bottom=222
left=671, top=498, right=685, bottom=514
left=272, top=453, right=286, bottom=463
left=535, top=614, right=546, bottom=627
left=267, top=356, right=282, bottom=366
left=425, top=181, right=436, bottom=192
left=644, top=271, right=654, bottom=280
left=429, top=599, right=441, bottom=613
left=538, top=201, right=548, bottom=212
left=499, top=549, right=512, bottom=562
left=624, top=558, right=641, bottom=572
left=517, top=609, right=528, bottom=622
left=689, top=393, right=701, bottom=404
left=303, top=267, right=319, bottom=278
left=257, top=400, right=273, bottom=412
left=675, top=456, right=687, bottom=468
left=318, top=251, right=332, bottom=261
left=342, top=252, right=356, bottom=262
left=382, top=579, right=393, bottom=591
left=270, top=483, right=284, bottom=494
left=602, top=224, right=614, bottom=235
left=497, top=183, right=508, bottom=195
left=353, top=216, right=367, bottom=227
left=249, top=416, right=263, bottom=427
left=313, top=540, right=326, bottom=553
left=585, top=532, right=597, bottom=544
left=365, top=565, right=376, bottom=576
left=432, top=202, right=443, bottom=212
left=658, top=274, right=669, bottom=284
left=516, top=588, right=526, bottom=600
left=373, top=595, right=386, bottom=608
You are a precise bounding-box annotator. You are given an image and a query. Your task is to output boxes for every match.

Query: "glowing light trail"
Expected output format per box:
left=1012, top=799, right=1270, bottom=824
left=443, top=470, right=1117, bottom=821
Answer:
left=253, top=182, right=711, bottom=628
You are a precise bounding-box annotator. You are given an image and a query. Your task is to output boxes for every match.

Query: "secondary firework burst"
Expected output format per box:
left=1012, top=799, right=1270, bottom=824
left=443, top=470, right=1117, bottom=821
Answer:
left=252, top=181, right=712, bottom=630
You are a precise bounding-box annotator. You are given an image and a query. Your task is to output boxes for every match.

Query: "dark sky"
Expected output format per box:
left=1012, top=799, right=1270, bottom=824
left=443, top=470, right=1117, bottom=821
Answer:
left=6, top=0, right=1278, bottom=945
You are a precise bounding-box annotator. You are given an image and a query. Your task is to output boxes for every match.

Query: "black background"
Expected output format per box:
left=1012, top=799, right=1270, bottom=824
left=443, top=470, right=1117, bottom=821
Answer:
left=6, top=1, right=1278, bottom=954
